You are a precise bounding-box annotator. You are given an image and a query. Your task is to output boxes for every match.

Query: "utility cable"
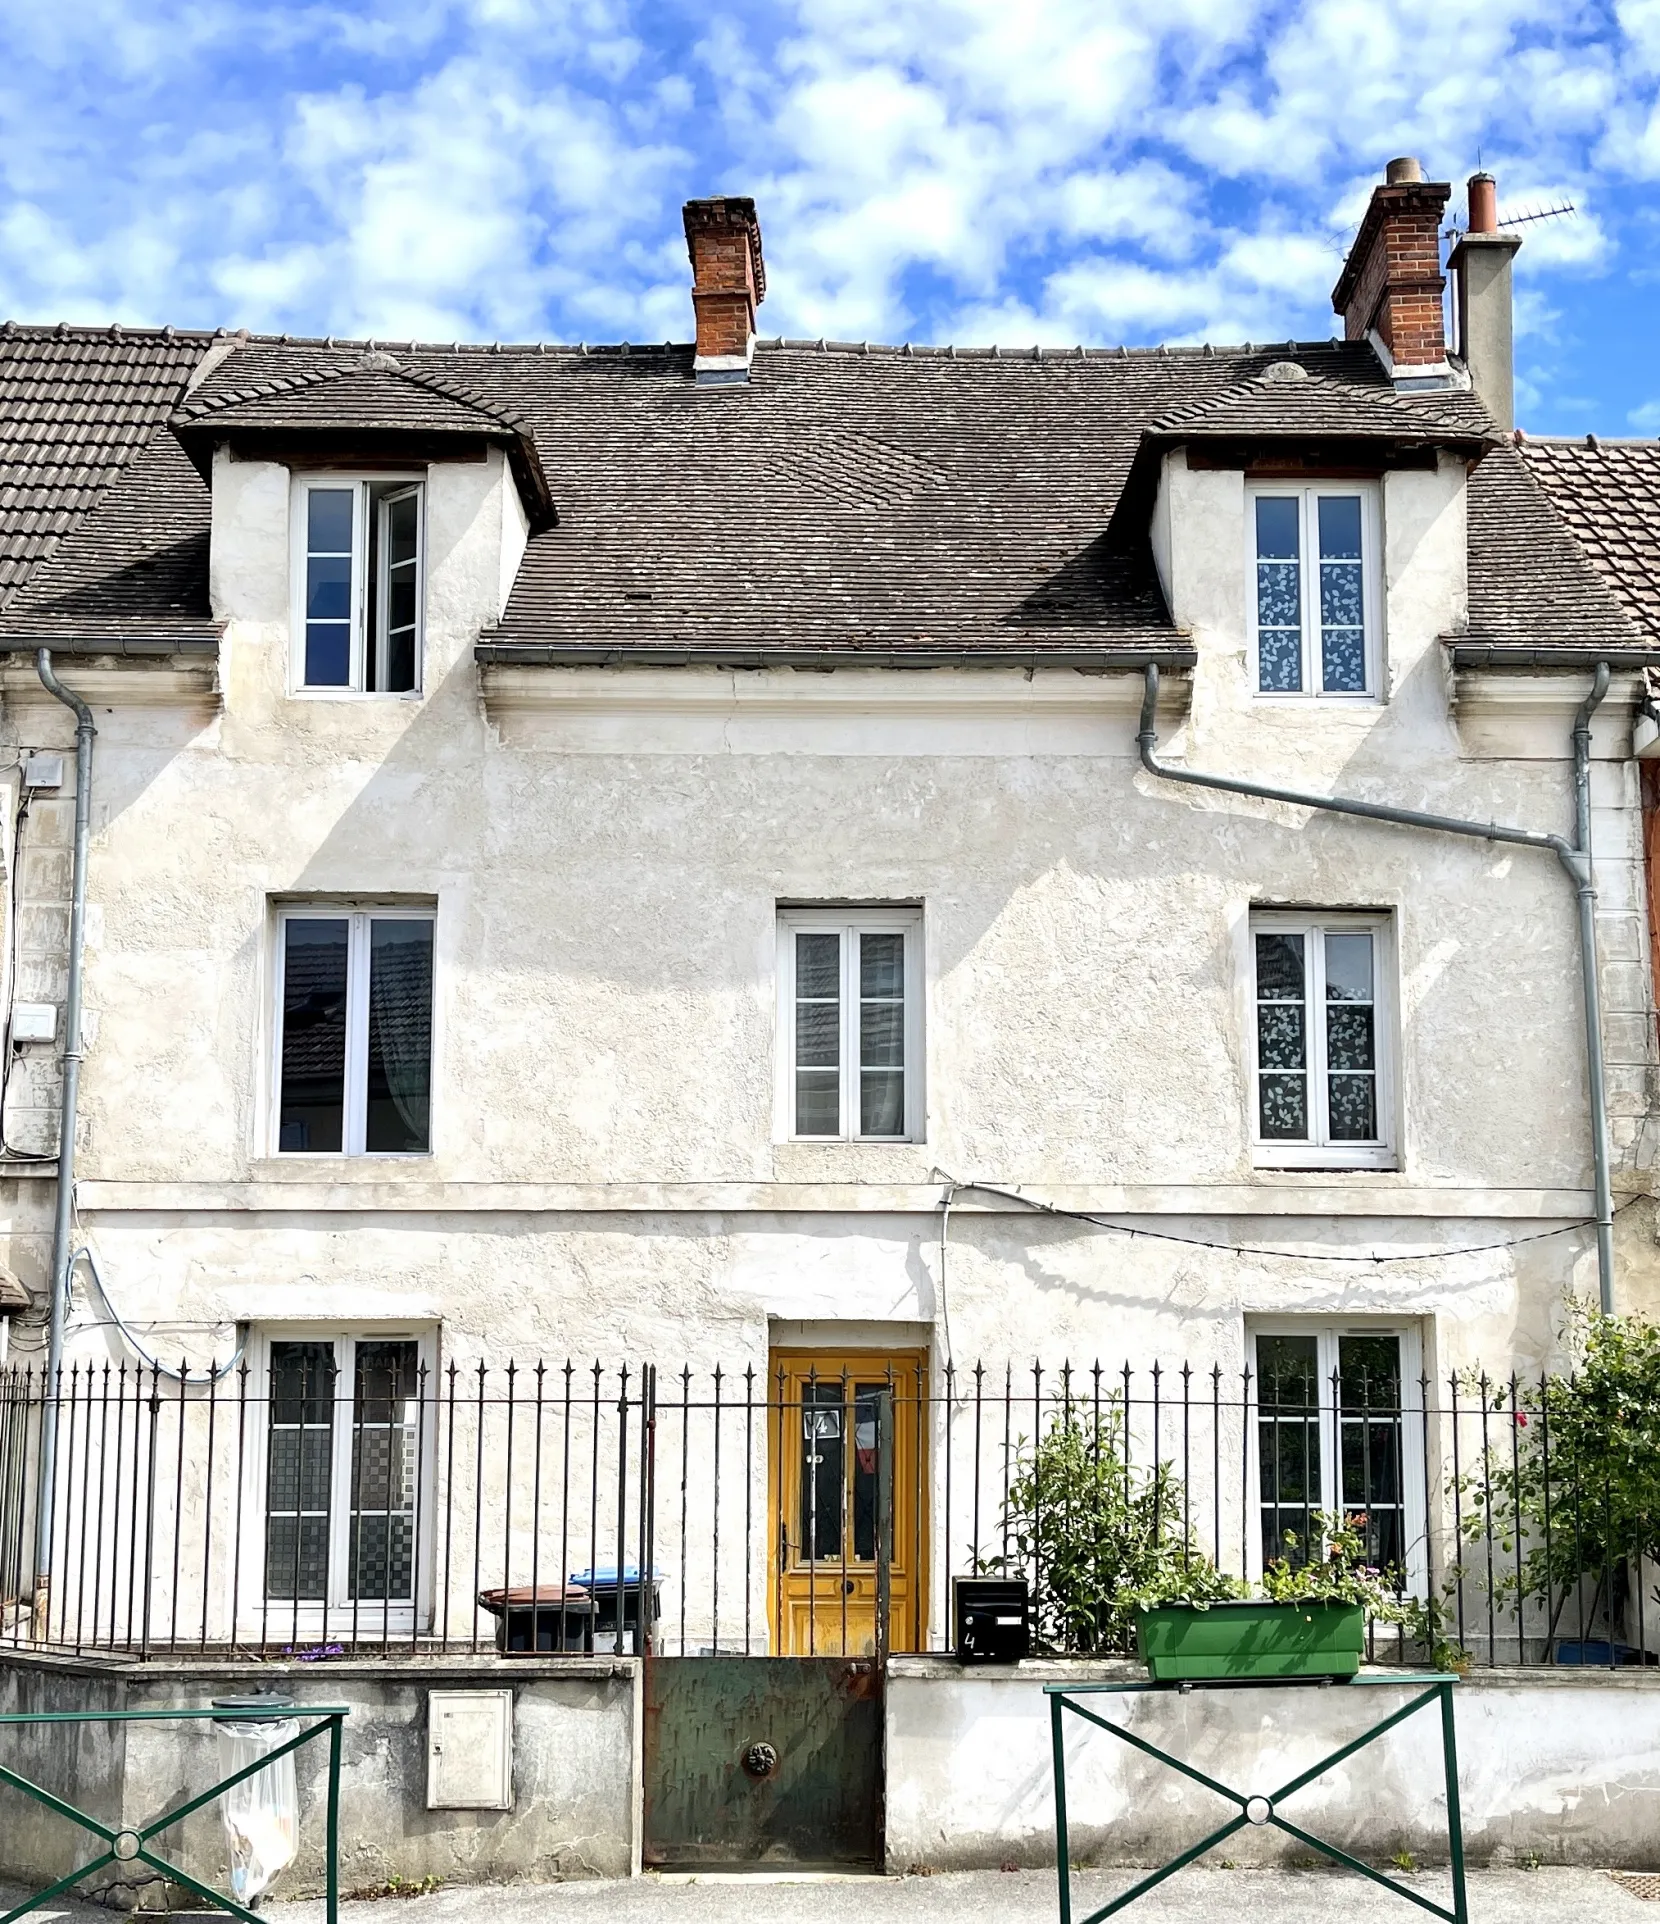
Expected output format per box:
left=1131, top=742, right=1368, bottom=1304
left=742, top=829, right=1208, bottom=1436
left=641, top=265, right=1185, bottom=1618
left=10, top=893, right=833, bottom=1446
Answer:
left=934, top=1173, right=1641, bottom=1266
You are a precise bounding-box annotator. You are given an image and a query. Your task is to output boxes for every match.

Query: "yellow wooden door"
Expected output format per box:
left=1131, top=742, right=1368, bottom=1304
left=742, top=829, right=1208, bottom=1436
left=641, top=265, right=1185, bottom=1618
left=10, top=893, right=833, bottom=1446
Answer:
left=767, top=1351, right=928, bottom=1657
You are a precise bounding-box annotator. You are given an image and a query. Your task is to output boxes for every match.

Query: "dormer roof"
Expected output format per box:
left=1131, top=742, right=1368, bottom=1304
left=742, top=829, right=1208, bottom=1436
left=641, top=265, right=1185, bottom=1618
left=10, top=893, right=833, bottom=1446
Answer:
left=171, top=351, right=556, bottom=530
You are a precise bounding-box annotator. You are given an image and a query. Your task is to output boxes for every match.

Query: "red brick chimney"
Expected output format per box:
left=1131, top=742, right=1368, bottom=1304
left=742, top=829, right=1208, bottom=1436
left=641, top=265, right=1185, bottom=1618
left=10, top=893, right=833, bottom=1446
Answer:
left=683, top=197, right=766, bottom=386
left=1330, top=157, right=1453, bottom=384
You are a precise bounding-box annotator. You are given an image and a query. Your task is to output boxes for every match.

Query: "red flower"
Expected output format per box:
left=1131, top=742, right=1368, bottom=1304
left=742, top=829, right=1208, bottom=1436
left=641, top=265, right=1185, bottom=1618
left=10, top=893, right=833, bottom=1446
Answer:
left=1515, top=1413, right=1529, bottom=1428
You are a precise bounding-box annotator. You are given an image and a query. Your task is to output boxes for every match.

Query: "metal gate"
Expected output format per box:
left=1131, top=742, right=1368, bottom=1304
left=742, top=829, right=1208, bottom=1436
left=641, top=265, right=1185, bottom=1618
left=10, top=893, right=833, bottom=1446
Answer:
left=641, top=1657, right=883, bottom=1869
left=640, top=1381, right=894, bottom=1868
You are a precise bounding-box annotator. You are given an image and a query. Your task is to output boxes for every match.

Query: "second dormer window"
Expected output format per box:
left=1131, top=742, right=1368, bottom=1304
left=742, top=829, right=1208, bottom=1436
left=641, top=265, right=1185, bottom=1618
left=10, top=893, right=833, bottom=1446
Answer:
left=1249, top=483, right=1378, bottom=699
left=295, top=476, right=423, bottom=695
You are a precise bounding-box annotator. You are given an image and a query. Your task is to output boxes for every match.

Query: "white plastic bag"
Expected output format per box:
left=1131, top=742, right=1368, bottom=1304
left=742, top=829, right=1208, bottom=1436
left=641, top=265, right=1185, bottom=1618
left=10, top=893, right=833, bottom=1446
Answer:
left=215, top=1714, right=300, bottom=1907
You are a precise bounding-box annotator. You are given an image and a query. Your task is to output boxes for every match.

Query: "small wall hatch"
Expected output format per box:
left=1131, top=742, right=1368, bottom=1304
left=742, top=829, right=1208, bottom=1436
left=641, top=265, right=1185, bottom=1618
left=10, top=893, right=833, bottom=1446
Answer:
left=11, top=1004, right=57, bottom=1044
left=426, top=1689, right=513, bottom=1811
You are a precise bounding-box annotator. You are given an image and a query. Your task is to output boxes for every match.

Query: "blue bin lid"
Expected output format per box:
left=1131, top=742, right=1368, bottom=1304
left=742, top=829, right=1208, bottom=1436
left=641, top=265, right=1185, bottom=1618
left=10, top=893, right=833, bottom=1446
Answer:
left=568, top=1565, right=659, bottom=1587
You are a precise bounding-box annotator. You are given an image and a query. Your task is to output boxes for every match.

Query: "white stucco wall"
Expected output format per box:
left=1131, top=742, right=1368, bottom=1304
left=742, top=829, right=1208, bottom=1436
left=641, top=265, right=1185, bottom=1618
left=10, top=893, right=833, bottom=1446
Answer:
left=0, top=430, right=1653, bottom=1530
left=884, top=1661, right=1660, bottom=1869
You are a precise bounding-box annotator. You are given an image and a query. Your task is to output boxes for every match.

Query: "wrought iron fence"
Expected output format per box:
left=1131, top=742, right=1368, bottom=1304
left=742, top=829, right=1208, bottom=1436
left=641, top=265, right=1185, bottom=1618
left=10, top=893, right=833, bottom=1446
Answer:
left=0, top=1351, right=1652, bottom=1667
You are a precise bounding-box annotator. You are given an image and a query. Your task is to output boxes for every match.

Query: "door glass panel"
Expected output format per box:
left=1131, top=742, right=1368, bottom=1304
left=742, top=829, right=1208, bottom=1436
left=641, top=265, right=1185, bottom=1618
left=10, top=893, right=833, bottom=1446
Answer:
left=850, top=1384, right=888, bottom=1562
left=1255, top=932, right=1308, bottom=1140
left=794, top=933, right=841, bottom=1136
left=265, top=1341, right=337, bottom=1600
left=365, top=919, right=434, bottom=1153
left=799, top=1381, right=844, bottom=1562
left=279, top=919, right=349, bottom=1153
left=1257, top=1334, right=1320, bottom=1569
left=1339, top=1334, right=1405, bottom=1573
left=349, top=1340, right=420, bottom=1602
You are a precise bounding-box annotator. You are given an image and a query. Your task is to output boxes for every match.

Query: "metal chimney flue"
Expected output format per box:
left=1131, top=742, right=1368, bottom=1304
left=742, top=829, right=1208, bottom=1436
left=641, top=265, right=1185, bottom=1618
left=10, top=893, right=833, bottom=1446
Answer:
left=1449, top=170, right=1522, bottom=431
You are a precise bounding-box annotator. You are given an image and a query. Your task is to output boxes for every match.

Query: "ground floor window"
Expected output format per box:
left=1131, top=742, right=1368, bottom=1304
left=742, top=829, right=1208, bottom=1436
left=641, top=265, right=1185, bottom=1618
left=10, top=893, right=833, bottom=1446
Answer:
left=251, top=1330, right=431, bottom=1636
left=1251, top=1324, right=1424, bottom=1588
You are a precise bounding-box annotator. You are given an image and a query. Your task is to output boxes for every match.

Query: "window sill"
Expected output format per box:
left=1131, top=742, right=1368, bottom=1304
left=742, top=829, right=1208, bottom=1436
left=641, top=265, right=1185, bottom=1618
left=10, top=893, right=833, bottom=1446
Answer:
left=1250, top=1157, right=1401, bottom=1177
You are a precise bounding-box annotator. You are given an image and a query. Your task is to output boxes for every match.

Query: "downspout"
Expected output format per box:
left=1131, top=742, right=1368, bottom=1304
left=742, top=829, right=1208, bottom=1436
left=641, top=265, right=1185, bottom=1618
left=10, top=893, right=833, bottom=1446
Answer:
left=30, top=649, right=96, bottom=1633
left=1137, top=661, right=1616, bottom=1314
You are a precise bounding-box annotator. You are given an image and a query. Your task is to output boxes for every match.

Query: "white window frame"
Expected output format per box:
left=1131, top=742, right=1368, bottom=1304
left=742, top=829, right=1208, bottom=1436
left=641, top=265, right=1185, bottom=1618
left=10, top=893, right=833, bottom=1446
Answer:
left=235, top=1325, right=437, bottom=1643
left=269, top=905, right=436, bottom=1158
left=775, top=906, right=924, bottom=1143
left=1248, top=1321, right=1427, bottom=1598
left=289, top=472, right=426, bottom=697
left=1246, top=481, right=1382, bottom=701
left=1248, top=909, right=1397, bottom=1171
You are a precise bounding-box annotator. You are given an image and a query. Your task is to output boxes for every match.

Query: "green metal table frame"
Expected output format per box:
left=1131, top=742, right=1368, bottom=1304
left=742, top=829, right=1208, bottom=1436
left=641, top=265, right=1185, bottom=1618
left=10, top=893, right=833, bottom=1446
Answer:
left=0, top=1703, right=348, bottom=1924
left=1047, top=1675, right=1466, bottom=1924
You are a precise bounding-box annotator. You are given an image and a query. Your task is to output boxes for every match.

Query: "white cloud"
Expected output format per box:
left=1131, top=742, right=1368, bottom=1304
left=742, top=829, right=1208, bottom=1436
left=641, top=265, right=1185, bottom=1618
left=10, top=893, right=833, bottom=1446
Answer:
left=0, top=0, right=1651, bottom=432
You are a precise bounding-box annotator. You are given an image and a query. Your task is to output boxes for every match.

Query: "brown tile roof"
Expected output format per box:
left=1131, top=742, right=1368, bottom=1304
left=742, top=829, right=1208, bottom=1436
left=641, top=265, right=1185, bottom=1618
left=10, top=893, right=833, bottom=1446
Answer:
left=0, top=323, right=210, bottom=620
left=1150, top=361, right=1493, bottom=446
left=0, top=323, right=1641, bottom=669
left=1518, top=438, right=1660, bottom=643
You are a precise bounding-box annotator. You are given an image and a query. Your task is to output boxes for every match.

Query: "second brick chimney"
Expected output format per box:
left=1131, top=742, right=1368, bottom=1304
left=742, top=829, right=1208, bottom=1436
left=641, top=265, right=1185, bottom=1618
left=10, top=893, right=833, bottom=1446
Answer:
left=683, top=197, right=766, bottom=386
left=1331, top=157, right=1453, bottom=386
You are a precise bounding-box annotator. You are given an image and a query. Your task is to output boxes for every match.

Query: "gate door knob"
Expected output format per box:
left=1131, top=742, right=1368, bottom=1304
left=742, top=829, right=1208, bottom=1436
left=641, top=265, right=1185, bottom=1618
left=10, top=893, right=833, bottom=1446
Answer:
left=743, top=1742, right=778, bottom=1778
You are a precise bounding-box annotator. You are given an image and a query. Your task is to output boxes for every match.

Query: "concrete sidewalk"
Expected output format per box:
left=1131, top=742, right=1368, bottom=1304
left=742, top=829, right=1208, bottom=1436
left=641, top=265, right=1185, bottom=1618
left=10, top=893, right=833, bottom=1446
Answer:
left=276, top=1866, right=1643, bottom=1924
left=6, top=1866, right=1649, bottom=1922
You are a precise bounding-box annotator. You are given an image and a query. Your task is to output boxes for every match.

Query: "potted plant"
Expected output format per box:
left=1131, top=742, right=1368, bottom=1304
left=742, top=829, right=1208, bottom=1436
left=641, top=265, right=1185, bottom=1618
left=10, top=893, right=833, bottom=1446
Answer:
left=1136, top=1512, right=1407, bottom=1681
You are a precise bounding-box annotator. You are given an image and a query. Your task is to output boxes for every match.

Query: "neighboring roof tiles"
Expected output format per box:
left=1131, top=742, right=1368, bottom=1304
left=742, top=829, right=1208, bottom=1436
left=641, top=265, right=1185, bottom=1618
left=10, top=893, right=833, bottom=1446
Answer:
left=0, top=324, right=210, bottom=616
left=1519, top=438, right=1660, bottom=642
left=0, top=427, right=218, bottom=651
left=1460, top=442, right=1642, bottom=658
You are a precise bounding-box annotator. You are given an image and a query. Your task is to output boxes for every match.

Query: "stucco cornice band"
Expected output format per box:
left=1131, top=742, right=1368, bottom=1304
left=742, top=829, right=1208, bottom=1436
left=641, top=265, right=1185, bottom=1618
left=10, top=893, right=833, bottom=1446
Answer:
left=72, top=1179, right=1596, bottom=1219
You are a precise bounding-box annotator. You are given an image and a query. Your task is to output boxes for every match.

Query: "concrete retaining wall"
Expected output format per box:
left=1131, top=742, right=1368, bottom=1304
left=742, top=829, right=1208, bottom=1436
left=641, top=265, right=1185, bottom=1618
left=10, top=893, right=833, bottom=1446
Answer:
left=884, top=1657, right=1660, bottom=1872
left=8, top=1650, right=1660, bottom=1895
left=0, top=1652, right=636, bottom=1904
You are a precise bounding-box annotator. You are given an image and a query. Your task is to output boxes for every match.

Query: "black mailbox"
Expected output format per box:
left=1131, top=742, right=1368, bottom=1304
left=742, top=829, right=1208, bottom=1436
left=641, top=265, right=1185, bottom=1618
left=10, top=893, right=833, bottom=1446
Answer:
left=953, top=1577, right=1030, bottom=1662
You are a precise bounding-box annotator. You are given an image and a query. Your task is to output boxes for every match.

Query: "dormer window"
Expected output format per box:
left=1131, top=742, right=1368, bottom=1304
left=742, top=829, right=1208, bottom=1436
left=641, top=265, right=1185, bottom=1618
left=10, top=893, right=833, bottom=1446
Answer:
left=1248, top=483, right=1379, bottom=700
left=293, top=475, right=424, bottom=695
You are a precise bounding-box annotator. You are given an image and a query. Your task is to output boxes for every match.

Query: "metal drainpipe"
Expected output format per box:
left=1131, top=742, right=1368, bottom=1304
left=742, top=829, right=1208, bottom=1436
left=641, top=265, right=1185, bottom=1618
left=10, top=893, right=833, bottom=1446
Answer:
left=1137, top=661, right=1616, bottom=1315
left=30, top=649, right=96, bottom=1631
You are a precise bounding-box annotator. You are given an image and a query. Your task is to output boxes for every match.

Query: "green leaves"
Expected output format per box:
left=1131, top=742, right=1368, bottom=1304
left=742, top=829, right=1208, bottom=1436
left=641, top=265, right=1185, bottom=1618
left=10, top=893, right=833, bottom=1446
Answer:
left=980, top=1402, right=1241, bottom=1653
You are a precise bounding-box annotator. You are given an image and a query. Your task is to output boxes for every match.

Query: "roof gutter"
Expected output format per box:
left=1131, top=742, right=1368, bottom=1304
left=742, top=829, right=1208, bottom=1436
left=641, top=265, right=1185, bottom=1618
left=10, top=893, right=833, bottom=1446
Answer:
left=30, top=650, right=96, bottom=1636
left=1137, top=661, right=1616, bottom=1314
left=477, top=642, right=1200, bottom=673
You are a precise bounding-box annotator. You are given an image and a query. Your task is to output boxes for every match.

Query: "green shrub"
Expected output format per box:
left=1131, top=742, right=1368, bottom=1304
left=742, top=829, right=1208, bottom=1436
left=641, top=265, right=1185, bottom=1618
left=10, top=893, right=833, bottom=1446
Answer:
left=980, top=1402, right=1241, bottom=1652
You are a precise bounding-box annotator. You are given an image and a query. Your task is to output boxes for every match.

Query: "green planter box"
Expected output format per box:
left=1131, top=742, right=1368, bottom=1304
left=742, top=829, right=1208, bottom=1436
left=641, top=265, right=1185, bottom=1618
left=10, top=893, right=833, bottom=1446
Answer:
left=1135, top=1599, right=1366, bottom=1681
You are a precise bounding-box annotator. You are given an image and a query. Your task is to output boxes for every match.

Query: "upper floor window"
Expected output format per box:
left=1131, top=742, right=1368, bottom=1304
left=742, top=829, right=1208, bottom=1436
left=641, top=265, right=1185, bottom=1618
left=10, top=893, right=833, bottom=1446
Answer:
left=777, top=907, right=923, bottom=1142
left=1249, top=483, right=1378, bottom=699
left=274, top=907, right=434, bottom=1155
left=1250, top=911, right=1395, bottom=1169
left=293, top=476, right=424, bottom=695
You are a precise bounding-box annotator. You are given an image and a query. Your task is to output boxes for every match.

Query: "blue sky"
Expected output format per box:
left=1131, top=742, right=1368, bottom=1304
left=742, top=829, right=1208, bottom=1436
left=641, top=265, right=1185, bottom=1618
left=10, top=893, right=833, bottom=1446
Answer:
left=0, top=0, right=1656, bottom=435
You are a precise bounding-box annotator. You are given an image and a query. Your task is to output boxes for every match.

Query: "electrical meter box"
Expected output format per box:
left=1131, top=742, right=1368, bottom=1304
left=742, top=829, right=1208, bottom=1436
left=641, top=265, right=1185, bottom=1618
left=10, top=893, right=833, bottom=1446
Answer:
left=11, top=1004, right=57, bottom=1044
left=953, top=1576, right=1031, bottom=1663
left=426, top=1689, right=513, bottom=1810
